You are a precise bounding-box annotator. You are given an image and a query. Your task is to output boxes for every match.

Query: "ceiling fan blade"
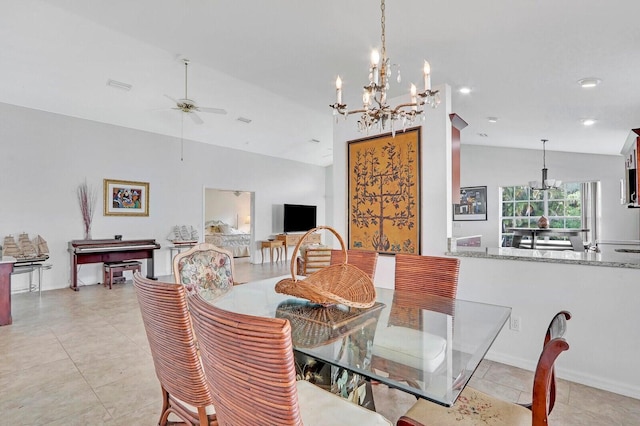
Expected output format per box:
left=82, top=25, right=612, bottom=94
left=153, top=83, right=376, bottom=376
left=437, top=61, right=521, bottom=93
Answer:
left=189, top=112, right=204, bottom=125
left=198, top=106, right=227, bottom=115
left=164, top=94, right=179, bottom=105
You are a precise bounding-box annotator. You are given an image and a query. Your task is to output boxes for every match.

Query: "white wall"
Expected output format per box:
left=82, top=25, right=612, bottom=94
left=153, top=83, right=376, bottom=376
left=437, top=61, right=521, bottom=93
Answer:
left=0, top=102, right=327, bottom=290
left=457, top=257, right=640, bottom=399
left=453, top=144, right=637, bottom=246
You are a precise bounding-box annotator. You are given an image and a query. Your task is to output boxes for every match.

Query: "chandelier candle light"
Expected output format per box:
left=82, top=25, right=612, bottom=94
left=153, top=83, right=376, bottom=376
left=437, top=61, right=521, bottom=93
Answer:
left=529, top=139, right=562, bottom=191
left=330, top=0, right=440, bottom=134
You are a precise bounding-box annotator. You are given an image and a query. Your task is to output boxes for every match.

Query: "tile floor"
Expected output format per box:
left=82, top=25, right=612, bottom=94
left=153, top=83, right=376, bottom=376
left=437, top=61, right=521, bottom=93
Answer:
left=1, top=258, right=639, bottom=425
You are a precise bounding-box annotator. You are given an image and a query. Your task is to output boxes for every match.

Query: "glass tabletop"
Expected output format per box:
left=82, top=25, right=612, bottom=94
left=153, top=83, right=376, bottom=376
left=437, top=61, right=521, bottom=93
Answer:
left=207, top=276, right=511, bottom=407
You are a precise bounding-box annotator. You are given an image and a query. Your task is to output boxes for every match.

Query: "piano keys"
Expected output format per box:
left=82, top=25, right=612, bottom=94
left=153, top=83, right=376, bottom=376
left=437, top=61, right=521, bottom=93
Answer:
left=68, top=238, right=160, bottom=291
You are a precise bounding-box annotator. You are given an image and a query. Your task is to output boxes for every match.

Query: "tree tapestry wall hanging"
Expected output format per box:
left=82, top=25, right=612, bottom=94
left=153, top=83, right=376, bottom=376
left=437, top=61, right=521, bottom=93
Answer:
left=348, top=127, right=421, bottom=254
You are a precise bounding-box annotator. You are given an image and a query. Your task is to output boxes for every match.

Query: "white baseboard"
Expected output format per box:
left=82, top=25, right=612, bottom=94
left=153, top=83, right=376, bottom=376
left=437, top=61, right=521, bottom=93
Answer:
left=485, top=350, right=640, bottom=400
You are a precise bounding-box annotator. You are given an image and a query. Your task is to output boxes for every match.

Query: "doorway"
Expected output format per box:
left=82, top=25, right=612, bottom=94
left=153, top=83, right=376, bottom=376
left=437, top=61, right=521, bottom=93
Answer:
left=203, top=188, right=255, bottom=262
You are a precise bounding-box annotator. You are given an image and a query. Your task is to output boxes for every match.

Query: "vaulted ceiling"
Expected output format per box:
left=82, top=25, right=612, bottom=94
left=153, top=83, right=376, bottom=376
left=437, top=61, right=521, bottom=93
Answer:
left=2, top=1, right=639, bottom=166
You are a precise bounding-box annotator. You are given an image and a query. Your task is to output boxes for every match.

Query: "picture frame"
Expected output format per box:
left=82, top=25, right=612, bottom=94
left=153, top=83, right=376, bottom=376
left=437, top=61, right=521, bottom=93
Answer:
left=453, top=186, right=487, bottom=221
left=348, top=127, right=421, bottom=255
left=103, top=179, right=149, bottom=217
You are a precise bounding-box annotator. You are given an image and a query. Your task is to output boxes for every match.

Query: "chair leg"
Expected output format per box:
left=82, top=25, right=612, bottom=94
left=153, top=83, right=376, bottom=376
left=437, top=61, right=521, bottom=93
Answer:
left=158, top=387, right=171, bottom=426
left=197, top=406, right=209, bottom=426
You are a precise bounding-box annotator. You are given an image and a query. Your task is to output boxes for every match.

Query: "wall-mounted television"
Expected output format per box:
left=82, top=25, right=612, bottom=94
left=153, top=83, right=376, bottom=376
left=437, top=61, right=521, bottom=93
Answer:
left=283, top=204, right=317, bottom=233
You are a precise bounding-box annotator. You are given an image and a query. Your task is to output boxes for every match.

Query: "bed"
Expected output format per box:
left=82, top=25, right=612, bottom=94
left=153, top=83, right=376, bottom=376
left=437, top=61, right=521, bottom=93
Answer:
left=204, top=220, right=251, bottom=258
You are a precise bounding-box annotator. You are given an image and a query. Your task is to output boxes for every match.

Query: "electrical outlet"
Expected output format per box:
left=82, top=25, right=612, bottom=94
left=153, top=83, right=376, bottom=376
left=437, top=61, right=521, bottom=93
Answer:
left=510, top=316, right=521, bottom=332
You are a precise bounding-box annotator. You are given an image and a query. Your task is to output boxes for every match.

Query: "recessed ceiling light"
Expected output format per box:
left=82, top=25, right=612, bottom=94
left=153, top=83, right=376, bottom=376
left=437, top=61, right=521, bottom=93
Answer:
left=582, top=118, right=596, bottom=126
left=487, top=117, right=498, bottom=123
left=459, top=87, right=472, bottom=94
left=106, top=79, right=132, bottom=91
left=577, top=78, right=601, bottom=88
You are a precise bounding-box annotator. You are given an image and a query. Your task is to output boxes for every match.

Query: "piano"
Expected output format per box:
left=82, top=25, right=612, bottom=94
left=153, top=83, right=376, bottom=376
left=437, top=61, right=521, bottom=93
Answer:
left=68, top=238, right=161, bottom=291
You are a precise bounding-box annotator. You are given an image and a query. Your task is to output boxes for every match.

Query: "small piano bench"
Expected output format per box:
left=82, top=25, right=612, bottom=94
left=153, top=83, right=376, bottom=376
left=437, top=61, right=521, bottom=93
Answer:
left=103, top=261, right=141, bottom=289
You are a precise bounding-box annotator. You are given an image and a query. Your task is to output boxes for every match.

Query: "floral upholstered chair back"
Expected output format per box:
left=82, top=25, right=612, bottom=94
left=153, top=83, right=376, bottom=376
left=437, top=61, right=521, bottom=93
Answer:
left=173, top=243, right=235, bottom=299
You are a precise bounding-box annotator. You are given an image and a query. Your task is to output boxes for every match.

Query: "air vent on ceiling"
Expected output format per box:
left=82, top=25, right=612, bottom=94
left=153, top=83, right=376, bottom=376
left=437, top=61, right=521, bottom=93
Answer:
left=309, top=138, right=321, bottom=143
left=106, top=79, right=132, bottom=91
left=237, top=117, right=252, bottom=124
left=477, top=133, right=488, bottom=137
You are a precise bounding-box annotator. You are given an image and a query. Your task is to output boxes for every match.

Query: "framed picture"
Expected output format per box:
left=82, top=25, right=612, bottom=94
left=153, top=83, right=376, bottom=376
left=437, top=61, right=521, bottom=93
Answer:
left=348, top=127, right=421, bottom=254
left=454, top=186, right=487, bottom=221
left=103, top=179, right=149, bottom=216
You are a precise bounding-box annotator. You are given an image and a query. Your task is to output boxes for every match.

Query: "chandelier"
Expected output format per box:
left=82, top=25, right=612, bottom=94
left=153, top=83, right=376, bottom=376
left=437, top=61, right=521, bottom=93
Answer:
left=529, top=139, right=562, bottom=190
left=330, top=0, right=440, bottom=134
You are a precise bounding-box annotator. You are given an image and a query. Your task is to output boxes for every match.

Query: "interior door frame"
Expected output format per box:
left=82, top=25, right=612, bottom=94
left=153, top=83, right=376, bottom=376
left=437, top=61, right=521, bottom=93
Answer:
left=202, top=187, right=256, bottom=263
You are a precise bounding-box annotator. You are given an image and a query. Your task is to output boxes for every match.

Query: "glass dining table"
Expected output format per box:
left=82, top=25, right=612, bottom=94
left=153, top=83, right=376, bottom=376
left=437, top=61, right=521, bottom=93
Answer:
left=205, top=276, right=511, bottom=407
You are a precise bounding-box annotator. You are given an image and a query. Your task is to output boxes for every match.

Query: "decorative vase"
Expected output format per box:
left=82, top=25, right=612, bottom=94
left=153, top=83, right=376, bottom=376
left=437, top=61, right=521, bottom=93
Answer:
left=537, top=215, right=549, bottom=229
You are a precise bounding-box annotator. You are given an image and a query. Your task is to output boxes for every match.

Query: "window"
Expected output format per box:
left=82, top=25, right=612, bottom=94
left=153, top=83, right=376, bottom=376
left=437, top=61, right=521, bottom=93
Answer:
left=500, top=182, right=592, bottom=247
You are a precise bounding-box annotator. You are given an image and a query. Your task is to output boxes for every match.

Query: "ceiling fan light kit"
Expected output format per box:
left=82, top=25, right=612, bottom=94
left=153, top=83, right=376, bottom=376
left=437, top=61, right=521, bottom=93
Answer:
left=166, top=58, right=227, bottom=125
left=330, top=0, right=440, bottom=135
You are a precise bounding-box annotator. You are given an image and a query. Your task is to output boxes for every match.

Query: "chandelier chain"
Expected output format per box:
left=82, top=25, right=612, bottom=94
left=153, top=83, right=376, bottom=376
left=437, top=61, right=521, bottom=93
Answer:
left=380, top=0, right=386, bottom=61
left=330, top=0, right=440, bottom=134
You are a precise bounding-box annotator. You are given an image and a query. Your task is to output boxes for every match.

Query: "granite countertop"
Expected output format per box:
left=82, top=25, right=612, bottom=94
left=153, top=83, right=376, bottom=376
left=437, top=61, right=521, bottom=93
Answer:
left=448, top=247, right=640, bottom=269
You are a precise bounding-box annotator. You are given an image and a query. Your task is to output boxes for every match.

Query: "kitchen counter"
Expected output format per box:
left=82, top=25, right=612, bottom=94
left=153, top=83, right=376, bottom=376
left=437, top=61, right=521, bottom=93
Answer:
left=448, top=247, right=640, bottom=269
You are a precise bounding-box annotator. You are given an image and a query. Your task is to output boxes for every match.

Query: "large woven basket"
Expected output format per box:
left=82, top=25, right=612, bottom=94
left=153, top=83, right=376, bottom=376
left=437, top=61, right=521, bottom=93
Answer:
left=275, top=226, right=376, bottom=308
left=276, top=300, right=384, bottom=348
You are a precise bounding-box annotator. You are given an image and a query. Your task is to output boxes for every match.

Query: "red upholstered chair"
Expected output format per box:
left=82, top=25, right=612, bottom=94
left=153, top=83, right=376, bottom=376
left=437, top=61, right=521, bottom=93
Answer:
left=394, top=254, right=460, bottom=298
left=132, top=273, right=216, bottom=425
left=396, top=311, right=571, bottom=426
left=187, top=292, right=392, bottom=426
left=330, top=249, right=379, bottom=280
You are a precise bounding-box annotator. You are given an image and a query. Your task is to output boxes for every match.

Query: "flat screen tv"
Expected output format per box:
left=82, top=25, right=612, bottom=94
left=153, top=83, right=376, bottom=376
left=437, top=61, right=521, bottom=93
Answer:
left=283, top=204, right=317, bottom=233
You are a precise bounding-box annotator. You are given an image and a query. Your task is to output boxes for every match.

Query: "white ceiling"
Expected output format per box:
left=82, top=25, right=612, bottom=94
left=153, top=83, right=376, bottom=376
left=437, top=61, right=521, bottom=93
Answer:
left=2, top=1, right=640, bottom=167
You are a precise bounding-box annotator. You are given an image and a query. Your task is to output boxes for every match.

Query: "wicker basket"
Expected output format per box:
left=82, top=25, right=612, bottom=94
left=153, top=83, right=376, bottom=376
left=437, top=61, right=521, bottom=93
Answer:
left=276, top=300, right=384, bottom=348
left=275, top=226, right=376, bottom=308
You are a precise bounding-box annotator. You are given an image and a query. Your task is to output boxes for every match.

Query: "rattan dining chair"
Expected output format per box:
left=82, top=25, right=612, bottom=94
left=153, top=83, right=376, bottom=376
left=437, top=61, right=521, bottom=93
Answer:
left=396, top=311, right=571, bottom=426
left=187, top=292, right=393, bottom=426
left=297, top=245, right=332, bottom=275
left=370, top=254, right=460, bottom=388
left=330, top=249, right=379, bottom=280
left=132, top=273, right=216, bottom=426
left=173, top=242, right=235, bottom=297
left=394, top=254, right=460, bottom=298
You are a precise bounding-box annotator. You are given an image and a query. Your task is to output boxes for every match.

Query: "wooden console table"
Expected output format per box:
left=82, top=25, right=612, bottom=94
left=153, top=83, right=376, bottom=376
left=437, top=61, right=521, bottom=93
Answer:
left=276, top=233, right=322, bottom=261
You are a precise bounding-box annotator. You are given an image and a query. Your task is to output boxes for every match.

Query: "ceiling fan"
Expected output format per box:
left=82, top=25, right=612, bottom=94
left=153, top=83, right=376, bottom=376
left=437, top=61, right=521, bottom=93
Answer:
left=165, top=58, right=227, bottom=124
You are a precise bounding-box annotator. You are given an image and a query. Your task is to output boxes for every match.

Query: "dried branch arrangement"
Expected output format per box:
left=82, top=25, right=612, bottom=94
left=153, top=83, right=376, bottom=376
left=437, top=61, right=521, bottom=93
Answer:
left=77, top=179, right=96, bottom=240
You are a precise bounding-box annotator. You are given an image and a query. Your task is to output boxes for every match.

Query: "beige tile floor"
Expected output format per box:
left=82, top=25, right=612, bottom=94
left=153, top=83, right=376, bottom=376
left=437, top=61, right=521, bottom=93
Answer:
left=1, top=257, right=639, bottom=425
